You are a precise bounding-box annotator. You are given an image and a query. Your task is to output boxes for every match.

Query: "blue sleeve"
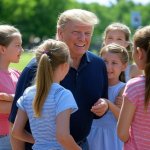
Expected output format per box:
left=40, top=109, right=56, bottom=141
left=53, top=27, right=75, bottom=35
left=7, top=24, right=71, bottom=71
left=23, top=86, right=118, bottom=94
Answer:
left=16, top=86, right=33, bottom=112
left=9, top=58, right=37, bottom=123
left=55, top=89, right=78, bottom=116
left=16, top=95, right=26, bottom=112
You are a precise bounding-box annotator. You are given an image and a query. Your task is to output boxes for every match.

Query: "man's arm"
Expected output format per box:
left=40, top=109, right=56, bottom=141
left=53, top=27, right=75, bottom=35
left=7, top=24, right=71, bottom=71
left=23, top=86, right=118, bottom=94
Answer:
left=91, top=59, right=108, bottom=117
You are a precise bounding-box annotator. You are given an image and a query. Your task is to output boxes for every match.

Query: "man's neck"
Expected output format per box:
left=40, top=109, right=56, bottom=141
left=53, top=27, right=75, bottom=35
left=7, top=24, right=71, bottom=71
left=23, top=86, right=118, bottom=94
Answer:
left=71, top=56, right=82, bottom=70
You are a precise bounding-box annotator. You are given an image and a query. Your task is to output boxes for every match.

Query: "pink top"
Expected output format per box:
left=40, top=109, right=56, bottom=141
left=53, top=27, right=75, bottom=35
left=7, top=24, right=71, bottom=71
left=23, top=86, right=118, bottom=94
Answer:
left=123, top=76, right=150, bottom=150
left=0, top=68, right=20, bottom=135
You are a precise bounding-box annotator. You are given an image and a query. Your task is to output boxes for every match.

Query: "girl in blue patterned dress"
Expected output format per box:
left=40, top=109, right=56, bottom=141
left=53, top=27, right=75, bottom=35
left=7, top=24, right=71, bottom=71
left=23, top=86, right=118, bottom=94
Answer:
left=88, top=43, right=129, bottom=150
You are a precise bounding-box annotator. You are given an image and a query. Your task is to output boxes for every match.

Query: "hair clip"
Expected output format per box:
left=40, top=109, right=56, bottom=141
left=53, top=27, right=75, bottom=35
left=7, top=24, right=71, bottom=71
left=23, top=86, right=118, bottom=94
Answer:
left=42, top=50, right=49, bottom=54
left=42, top=50, right=53, bottom=62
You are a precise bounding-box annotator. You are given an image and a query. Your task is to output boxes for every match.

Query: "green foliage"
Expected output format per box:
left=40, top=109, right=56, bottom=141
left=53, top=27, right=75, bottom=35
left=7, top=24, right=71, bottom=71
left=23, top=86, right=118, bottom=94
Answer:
left=1, top=0, right=150, bottom=50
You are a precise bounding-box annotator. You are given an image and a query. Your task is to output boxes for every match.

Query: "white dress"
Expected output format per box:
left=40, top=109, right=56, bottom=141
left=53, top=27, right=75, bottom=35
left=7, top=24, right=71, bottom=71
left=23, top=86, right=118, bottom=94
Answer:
left=88, top=82, right=125, bottom=150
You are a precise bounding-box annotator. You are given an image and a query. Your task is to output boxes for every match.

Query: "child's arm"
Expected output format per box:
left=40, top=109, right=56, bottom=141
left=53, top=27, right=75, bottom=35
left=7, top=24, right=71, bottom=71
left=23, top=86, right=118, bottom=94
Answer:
left=0, top=92, right=14, bottom=101
left=11, top=109, right=34, bottom=144
left=115, top=86, right=125, bottom=108
left=106, top=98, right=120, bottom=119
left=0, top=101, right=12, bottom=113
left=0, top=92, right=14, bottom=114
left=56, top=109, right=82, bottom=150
left=0, top=92, right=14, bottom=113
left=117, top=96, right=136, bottom=142
left=9, top=122, right=25, bottom=150
left=102, top=86, right=125, bottom=120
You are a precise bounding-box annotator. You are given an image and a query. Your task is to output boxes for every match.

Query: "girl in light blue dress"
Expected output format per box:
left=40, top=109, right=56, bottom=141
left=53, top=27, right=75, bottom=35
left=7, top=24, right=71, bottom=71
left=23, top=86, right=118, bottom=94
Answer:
left=11, top=39, right=81, bottom=150
left=88, top=43, right=129, bottom=150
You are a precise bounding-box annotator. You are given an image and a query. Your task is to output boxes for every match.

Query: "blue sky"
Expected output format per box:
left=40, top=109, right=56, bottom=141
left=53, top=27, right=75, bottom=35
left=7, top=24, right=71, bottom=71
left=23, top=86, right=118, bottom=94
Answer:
left=77, top=0, right=150, bottom=6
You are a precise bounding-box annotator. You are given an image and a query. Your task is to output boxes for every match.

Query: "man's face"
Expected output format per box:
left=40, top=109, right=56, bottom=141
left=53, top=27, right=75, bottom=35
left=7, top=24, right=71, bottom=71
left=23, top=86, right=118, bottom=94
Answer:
left=58, top=21, right=94, bottom=58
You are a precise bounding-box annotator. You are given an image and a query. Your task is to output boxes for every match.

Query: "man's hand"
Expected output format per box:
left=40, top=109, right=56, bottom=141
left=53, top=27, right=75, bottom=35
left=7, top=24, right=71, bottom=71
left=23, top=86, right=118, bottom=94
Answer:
left=91, top=98, right=108, bottom=116
left=0, top=92, right=14, bottom=101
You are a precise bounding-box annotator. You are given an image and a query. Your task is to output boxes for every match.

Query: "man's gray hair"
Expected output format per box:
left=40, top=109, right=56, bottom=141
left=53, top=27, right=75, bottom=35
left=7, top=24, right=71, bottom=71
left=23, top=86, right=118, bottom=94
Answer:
left=57, top=9, right=99, bottom=29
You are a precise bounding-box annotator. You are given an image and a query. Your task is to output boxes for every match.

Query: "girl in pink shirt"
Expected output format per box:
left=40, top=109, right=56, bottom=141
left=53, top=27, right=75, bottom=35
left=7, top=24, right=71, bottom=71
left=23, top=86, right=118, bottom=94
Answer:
left=117, top=25, right=150, bottom=150
left=0, top=25, right=22, bottom=149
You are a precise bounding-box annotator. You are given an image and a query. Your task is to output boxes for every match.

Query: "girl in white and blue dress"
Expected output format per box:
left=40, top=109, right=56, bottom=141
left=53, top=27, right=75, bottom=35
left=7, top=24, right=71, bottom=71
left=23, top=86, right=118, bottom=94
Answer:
left=88, top=43, right=129, bottom=150
left=11, top=39, right=82, bottom=150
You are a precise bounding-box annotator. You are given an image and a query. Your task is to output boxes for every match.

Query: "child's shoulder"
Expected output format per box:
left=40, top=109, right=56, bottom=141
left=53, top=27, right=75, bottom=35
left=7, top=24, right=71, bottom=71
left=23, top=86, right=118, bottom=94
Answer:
left=9, top=68, right=21, bottom=75
left=53, top=83, right=72, bottom=96
left=126, top=76, right=145, bottom=88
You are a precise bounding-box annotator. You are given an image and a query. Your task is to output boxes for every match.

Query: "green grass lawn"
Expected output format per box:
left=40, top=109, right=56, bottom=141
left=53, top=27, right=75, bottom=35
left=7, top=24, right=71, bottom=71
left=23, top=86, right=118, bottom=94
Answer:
left=10, top=52, right=34, bottom=71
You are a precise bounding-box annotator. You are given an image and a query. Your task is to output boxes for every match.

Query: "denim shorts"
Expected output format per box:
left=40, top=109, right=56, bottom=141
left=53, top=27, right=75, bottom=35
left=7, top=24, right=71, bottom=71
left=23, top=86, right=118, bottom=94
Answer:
left=0, top=135, right=12, bottom=150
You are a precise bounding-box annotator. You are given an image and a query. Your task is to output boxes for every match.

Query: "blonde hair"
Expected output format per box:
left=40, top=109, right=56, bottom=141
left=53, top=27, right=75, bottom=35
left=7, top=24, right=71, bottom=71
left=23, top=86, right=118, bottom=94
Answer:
left=103, top=22, right=131, bottom=41
left=103, top=22, right=132, bottom=52
left=133, top=25, right=150, bottom=110
left=33, top=39, right=71, bottom=117
left=0, top=24, right=21, bottom=46
left=57, top=9, right=99, bottom=29
left=100, top=43, right=129, bottom=82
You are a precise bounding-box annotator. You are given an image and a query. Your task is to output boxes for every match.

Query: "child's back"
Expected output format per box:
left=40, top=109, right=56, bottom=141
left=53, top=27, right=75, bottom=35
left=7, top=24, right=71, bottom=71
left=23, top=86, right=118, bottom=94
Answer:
left=17, top=83, right=77, bottom=150
left=123, top=76, right=150, bottom=149
left=118, top=25, right=150, bottom=150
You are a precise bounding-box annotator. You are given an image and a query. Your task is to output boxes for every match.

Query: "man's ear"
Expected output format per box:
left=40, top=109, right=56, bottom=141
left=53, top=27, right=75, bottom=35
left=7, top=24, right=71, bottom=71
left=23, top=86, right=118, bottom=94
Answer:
left=125, top=41, right=130, bottom=48
left=57, top=28, right=63, bottom=40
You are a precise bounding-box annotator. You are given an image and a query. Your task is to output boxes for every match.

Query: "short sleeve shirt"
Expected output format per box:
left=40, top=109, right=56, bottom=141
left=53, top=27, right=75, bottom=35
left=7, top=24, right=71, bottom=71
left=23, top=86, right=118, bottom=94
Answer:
left=123, top=76, right=150, bottom=150
left=17, top=83, right=78, bottom=150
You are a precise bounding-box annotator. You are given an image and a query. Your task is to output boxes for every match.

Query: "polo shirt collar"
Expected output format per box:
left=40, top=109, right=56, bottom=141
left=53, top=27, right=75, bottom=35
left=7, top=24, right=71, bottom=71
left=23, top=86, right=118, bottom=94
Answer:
left=77, top=51, right=91, bottom=71
left=84, top=51, right=91, bottom=63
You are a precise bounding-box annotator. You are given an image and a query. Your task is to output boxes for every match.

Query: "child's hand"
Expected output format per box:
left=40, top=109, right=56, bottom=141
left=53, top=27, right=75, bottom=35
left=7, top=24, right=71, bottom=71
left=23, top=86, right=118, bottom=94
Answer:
left=115, top=96, right=123, bottom=108
left=0, top=92, right=14, bottom=101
